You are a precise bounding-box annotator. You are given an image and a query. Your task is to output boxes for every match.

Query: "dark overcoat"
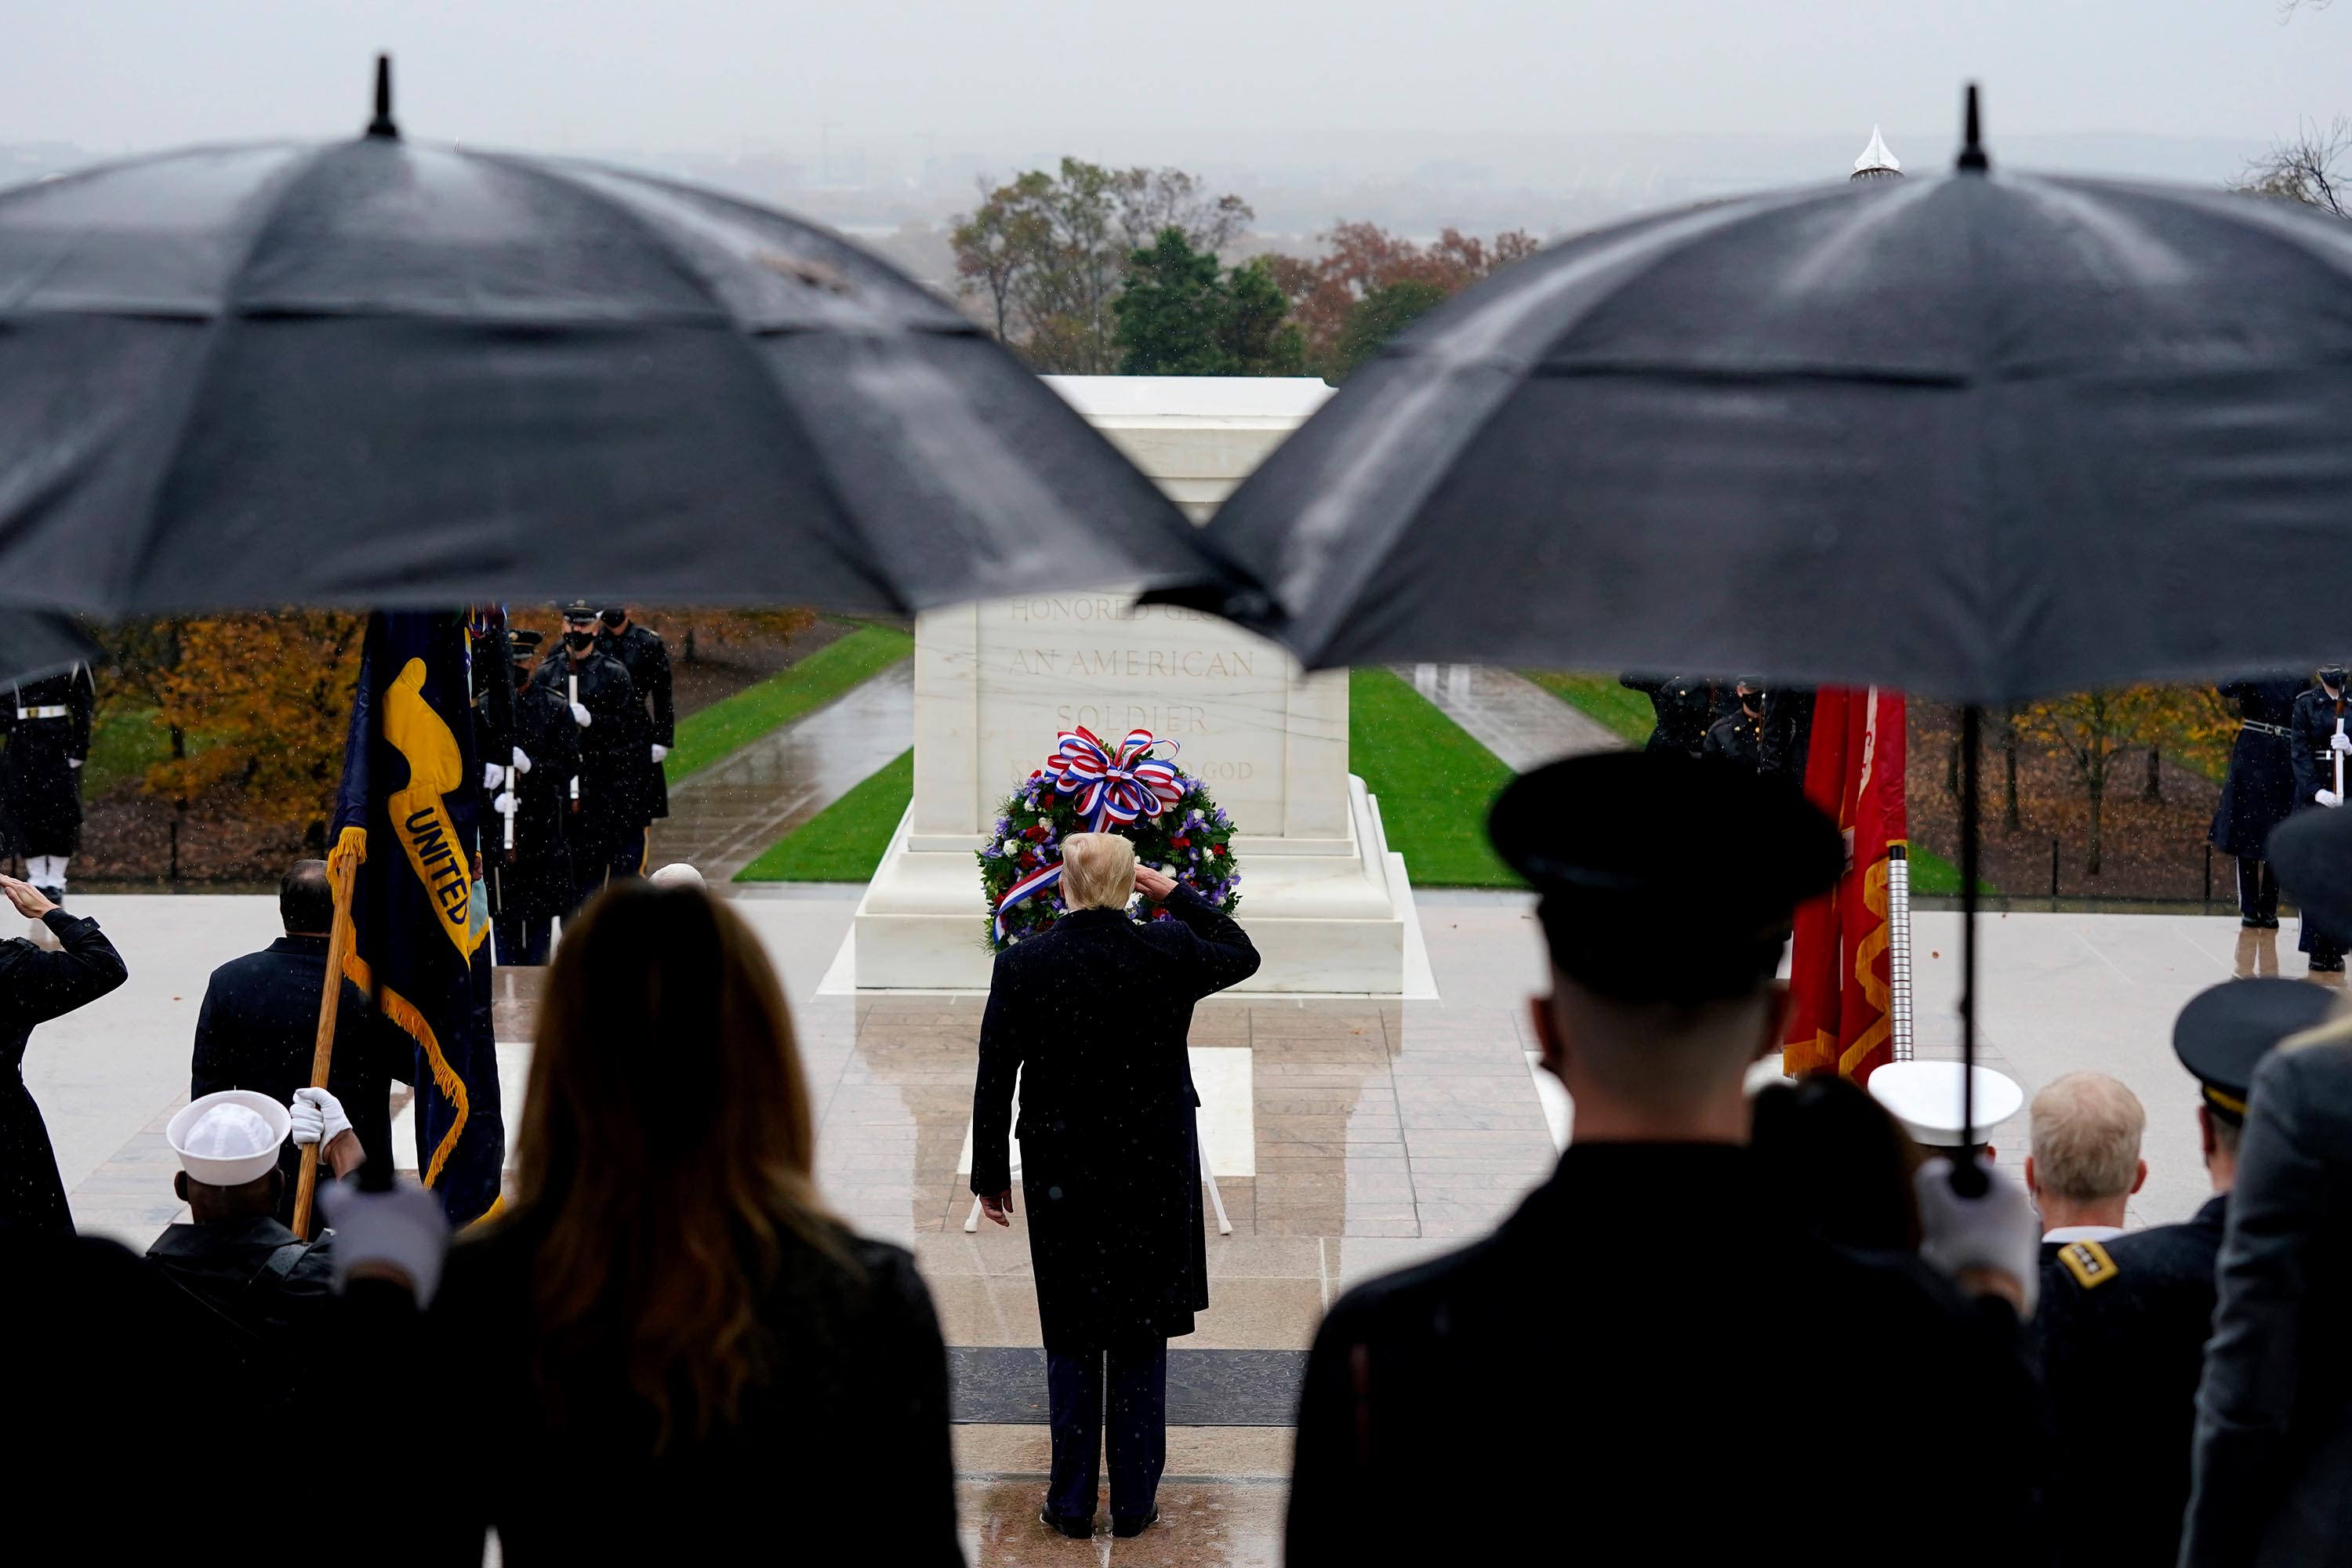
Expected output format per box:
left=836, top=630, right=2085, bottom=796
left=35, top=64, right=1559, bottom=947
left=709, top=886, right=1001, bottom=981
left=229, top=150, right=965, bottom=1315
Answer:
left=2212, top=677, right=2304, bottom=859
left=0, top=909, right=126, bottom=1231
left=1620, top=673, right=1723, bottom=758
left=1287, top=1144, right=2049, bottom=1566
left=190, top=935, right=414, bottom=1231
left=971, top=887, right=1259, bottom=1350
left=0, top=665, right=95, bottom=858
left=598, top=622, right=674, bottom=825
left=2185, top=1039, right=2352, bottom=1568
left=528, top=648, right=641, bottom=846
left=2036, top=1196, right=2227, bottom=1568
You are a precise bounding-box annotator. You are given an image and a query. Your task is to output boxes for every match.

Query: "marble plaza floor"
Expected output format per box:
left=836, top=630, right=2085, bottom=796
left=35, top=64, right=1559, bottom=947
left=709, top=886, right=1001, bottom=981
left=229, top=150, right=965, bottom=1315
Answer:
left=29, top=887, right=2332, bottom=1562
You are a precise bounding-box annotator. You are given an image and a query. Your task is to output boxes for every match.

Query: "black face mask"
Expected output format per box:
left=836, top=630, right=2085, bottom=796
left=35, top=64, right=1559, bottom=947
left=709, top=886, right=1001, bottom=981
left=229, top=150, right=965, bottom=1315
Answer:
left=564, top=627, right=597, bottom=652
left=600, top=609, right=626, bottom=630
left=2325, top=669, right=2349, bottom=691
left=1741, top=692, right=1766, bottom=713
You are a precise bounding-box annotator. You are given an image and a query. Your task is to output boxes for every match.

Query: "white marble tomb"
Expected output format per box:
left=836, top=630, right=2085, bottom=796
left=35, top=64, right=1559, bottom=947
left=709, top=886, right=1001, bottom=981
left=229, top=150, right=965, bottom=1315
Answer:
left=843, top=376, right=1420, bottom=994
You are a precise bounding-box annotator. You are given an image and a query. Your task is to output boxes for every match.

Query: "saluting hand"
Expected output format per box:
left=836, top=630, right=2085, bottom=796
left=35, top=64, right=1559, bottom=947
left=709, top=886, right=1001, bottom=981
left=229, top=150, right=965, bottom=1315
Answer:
left=0, top=874, right=56, bottom=919
left=1134, top=866, right=1178, bottom=903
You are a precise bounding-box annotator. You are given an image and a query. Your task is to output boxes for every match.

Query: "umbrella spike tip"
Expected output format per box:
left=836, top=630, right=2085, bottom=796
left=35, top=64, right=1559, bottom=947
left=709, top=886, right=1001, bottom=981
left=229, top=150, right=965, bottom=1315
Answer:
left=1957, top=82, right=1989, bottom=173
left=365, top=53, right=398, bottom=140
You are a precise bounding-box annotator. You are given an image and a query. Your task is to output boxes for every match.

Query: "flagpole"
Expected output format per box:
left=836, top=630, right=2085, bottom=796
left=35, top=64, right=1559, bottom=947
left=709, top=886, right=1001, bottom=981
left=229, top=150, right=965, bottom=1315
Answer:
left=289, top=845, right=360, bottom=1236
left=1886, top=843, right=1914, bottom=1061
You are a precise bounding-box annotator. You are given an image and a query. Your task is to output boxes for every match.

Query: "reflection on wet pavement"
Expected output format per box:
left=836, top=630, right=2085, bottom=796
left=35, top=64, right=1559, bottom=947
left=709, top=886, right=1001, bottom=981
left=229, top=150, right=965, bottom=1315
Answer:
left=1401, top=663, right=1622, bottom=769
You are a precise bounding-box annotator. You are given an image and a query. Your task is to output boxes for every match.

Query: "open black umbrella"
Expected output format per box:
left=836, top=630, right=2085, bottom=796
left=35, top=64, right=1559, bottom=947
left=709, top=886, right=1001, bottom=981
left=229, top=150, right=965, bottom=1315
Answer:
left=0, top=614, right=100, bottom=685
left=0, top=60, right=1208, bottom=618
left=1171, top=89, right=2352, bottom=1160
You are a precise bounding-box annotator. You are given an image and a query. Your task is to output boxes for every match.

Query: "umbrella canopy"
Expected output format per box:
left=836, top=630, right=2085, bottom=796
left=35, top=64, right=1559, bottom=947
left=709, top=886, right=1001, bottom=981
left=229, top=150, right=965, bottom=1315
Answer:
left=0, top=612, right=100, bottom=684
left=0, top=65, right=1209, bottom=619
left=1171, top=114, right=2352, bottom=704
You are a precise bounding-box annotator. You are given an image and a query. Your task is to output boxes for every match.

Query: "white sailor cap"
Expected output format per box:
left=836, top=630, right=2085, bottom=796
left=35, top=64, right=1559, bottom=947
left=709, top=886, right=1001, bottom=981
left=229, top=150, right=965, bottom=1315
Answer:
left=648, top=862, right=706, bottom=890
left=1866, top=1060, right=2025, bottom=1148
left=166, top=1090, right=290, bottom=1186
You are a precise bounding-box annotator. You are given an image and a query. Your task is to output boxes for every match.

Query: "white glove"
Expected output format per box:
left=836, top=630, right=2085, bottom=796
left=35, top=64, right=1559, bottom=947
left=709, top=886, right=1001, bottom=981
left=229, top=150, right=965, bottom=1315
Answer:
left=510, top=746, right=532, bottom=775
left=318, top=1178, right=449, bottom=1308
left=570, top=702, right=592, bottom=728
left=67, top=757, right=82, bottom=770
left=1914, top=1156, right=2039, bottom=1316
left=492, top=791, right=518, bottom=817
left=2321, top=789, right=2343, bottom=809
left=482, top=760, right=503, bottom=790
left=289, top=1086, right=354, bottom=1148
left=651, top=743, right=670, bottom=763
left=2332, top=732, right=2351, bottom=755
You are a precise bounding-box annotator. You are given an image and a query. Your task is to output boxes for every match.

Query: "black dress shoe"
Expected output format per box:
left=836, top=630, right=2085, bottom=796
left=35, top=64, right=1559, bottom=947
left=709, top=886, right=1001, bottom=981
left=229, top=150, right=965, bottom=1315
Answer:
left=1040, top=1508, right=1091, bottom=1539
left=1112, top=1509, right=1160, bottom=1538
left=2314, top=956, right=2347, bottom=974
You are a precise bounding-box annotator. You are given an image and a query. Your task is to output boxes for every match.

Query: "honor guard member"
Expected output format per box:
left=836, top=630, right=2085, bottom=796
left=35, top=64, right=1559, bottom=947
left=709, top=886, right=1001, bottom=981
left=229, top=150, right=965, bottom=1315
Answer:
left=1868, top=1058, right=2027, bottom=1167
left=529, top=602, right=638, bottom=914
left=1619, top=672, right=1722, bottom=758
left=1, top=663, right=96, bottom=907
left=492, top=631, right=580, bottom=965
left=2212, top=674, right=2305, bottom=929
left=596, top=605, right=674, bottom=879
left=2034, top=978, right=2331, bottom=1568
left=1287, top=751, right=2048, bottom=1566
left=2287, top=666, right=2352, bottom=973
left=1701, top=678, right=1777, bottom=772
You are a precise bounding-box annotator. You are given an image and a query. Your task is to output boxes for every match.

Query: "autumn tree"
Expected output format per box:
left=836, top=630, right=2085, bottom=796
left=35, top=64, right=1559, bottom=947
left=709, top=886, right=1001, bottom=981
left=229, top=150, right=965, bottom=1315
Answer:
left=1273, top=221, right=1540, bottom=379
left=1112, top=230, right=1307, bottom=376
left=1334, top=278, right=1451, bottom=378
left=951, top=160, right=1256, bottom=372
left=147, top=612, right=365, bottom=844
left=2014, top=685, right=2234, bottom=875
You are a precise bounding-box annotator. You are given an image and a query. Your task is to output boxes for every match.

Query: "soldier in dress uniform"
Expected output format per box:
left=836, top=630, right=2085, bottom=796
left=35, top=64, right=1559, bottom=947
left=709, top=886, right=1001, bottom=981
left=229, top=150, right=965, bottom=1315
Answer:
left=528, top=602, right=638, bottom=915
left=491, top=630, right=579, bottom=965
left=1286, top=751, right=2047, bottom=1566
left=2034, top=978, right=2332, bottom=1568
left=596, top=604, right=674, bottom=880
left=1619, top=672, right=1723, bottom=757
left=1702, top=677, right=1784, bottom=771
left=1, top=662, right=96, bottom=907
left=2212, top=673, right=2305, bottom=929
left=2285, top=665, right=2352, bottom=973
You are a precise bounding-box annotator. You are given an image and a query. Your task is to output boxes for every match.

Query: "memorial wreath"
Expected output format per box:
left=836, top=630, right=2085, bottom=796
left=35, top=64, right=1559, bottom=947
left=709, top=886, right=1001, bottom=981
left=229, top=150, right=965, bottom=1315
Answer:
left=978, top=726, right=1241, bottom=949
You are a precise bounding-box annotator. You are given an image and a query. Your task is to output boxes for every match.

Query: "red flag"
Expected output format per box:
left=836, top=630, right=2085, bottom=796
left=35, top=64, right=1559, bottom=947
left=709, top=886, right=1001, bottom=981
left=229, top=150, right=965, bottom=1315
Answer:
left=1784, top=688, right=1908, bottom=1082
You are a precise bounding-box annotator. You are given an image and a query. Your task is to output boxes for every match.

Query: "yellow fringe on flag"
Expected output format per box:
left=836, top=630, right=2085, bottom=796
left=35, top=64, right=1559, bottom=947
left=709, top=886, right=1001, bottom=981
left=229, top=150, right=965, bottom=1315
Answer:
left=1838, top=855, right=1895, bottom=1079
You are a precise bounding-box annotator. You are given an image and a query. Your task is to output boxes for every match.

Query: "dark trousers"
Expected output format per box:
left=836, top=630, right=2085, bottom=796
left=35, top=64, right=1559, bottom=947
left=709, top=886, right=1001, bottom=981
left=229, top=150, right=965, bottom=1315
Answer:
left=493, top=913, right=552, bottom=966
left=2239, top=857, right=2280, bottom=921
left=568, top=829, right=614, bottom=913
left=608, top=828, right=648, bottom=880
left=1045, top=1340, right=1167, bottom=1522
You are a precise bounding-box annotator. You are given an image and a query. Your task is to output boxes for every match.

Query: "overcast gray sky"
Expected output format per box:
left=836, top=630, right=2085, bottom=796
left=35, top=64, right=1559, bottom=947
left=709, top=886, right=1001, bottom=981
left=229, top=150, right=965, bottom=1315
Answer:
left=2, top=0, right=2341, bottom=158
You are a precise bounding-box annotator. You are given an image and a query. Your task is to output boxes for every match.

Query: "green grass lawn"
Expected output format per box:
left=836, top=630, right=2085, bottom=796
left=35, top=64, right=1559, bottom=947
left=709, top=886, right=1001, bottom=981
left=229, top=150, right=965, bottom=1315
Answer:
left=1521, top=671, right=1657, bottom=746
left=1350, top=666, right=1521, bottom=887
left=665, top=624, right=913, bottom=782
left=735, top=749, right=914, bottom=882
left=82, top=703, right=172, bottom=797
left=1908, top=846, right=1996, bottom=897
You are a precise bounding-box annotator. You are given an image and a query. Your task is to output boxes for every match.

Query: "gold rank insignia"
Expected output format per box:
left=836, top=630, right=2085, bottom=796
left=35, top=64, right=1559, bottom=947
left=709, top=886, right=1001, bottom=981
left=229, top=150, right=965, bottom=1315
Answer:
left=2058, top=1240, right=2118, bottom=1290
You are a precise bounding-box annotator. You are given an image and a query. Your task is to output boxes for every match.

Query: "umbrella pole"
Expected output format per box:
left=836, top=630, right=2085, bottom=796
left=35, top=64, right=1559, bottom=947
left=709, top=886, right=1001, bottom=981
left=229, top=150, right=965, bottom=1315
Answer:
left=1955, top=705, right=1986, bottom=1196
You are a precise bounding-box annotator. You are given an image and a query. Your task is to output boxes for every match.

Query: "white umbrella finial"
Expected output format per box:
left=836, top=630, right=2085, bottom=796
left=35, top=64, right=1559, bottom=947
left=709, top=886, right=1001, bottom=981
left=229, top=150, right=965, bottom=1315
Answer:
left=1853, top=124, right=1901, bottom=176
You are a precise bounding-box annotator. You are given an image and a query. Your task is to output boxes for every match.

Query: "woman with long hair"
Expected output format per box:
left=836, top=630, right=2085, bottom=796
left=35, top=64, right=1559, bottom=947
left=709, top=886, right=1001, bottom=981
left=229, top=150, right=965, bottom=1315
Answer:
left=337, top=880, right=956, bottom=1562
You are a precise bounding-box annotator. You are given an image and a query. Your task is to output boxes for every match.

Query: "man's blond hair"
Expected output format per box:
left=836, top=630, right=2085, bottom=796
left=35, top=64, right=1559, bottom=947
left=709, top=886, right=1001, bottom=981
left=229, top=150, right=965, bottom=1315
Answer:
left=2028, top=1071, right=2146, bottom=1201
left=1059, top=833, right=1137, bottom=911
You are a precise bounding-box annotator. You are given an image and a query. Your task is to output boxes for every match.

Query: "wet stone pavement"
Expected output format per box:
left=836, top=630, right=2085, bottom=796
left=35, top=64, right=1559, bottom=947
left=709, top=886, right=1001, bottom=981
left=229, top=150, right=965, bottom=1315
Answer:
left=1400, top=663, right=1623, bottom=771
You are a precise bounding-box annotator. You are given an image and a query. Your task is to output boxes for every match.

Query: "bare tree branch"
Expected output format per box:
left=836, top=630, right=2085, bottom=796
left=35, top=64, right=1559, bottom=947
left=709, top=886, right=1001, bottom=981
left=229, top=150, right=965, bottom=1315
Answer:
left=2237, top=117, right=2352, bottom=220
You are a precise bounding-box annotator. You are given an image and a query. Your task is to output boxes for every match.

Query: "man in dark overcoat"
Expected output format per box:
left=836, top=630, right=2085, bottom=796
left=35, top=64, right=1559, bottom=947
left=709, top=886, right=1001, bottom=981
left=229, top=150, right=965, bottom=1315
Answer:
left=1286, top=752, right=2048, bottom=1566
left=971, top=833, right=1258, bottom=1541
left=188, top=860, right=412, bottom=1233
left=1618, top=672, right=1723, bottom=757
left=2284, top=666, right=2351, bottom=972
left=0, top=872, right=126, bottom=1231
left=1, top=662, right=96, bottom=906
left=2211, top=673, right=2305, bottom=929
left=489, top=631, right=579, bottom=965
left=596, top=604, right=674, bottom=877
left=528, top=601, right=640, bottom=913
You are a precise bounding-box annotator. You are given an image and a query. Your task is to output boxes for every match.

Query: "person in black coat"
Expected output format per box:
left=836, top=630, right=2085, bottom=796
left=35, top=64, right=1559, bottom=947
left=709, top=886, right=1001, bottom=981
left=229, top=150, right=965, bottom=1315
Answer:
left=0, top=873, right=127, bottom=1232
left=491, top=633, right=580, bottom=966
left=971, top=833, right=1260, bottom=1541
left=1287, top=753, right=2049, bottom=1566
left=529, top=601, right=641, bottom=913
left=597, top=604, right=674, bottom=876
left=1701, top=678, right=1783, bottom=771
left=2035, top=978, right=2330, bottom=1568
left=188, top=860, right=412, bottom=1232
left=2212, top=674, right=2305, bottom=928
left=1, top=663, right=96, bottom=905
left=1619, top=672, right=1723, bottom=757
left=2284, top=667, right=2351, bottom=971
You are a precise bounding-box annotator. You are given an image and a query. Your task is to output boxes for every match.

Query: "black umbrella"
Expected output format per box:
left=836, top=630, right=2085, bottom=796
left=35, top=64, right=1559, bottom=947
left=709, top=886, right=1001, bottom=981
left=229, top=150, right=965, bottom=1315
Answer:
left=0, top=59, right=1208, bottom=618
left=1171, top=89, right=2352, bottom=1163
left=0, top=614, right=100, bottom=685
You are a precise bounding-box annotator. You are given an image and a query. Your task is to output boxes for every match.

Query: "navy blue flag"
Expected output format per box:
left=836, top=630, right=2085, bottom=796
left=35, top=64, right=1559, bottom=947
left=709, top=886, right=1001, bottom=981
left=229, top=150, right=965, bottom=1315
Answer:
left=330, top=612, right=503, bottom=1224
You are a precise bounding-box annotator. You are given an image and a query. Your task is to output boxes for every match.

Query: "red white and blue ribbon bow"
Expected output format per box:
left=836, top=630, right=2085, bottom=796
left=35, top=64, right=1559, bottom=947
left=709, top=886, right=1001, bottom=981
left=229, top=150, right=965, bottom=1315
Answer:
left=993, top=728, right=1183, bottom=939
